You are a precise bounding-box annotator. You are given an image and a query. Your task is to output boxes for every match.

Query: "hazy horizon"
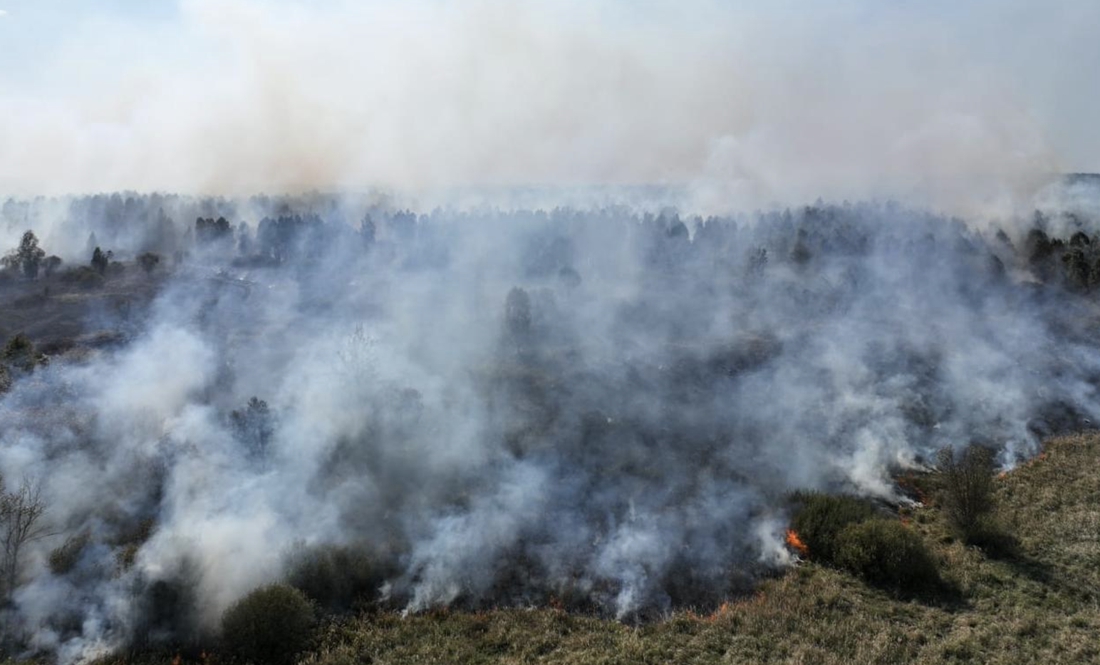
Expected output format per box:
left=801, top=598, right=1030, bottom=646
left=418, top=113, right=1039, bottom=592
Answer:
left=1, top=1, right=1099, bottom=214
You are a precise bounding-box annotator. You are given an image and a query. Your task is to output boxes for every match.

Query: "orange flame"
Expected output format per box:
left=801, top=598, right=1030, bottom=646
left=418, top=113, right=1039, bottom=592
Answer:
left=703, top=601, right=732, bottom=622
left=786, top=529, right=809, bottom=557
left=895, top=474, right=928, bottom=505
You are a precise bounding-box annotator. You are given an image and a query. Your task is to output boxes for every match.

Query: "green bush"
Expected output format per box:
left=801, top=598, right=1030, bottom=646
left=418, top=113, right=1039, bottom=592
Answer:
left=835, top=519, right=940, bottom=592
left=284, top=543, right=385, bottom=613
left=221, top=584, right=315, bottom=665
left=789, top=492, right=877, bottom=564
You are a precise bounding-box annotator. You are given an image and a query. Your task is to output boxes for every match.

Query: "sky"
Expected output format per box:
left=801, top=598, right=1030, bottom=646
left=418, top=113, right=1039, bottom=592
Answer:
left=0, top=0, right=1098, bottom=210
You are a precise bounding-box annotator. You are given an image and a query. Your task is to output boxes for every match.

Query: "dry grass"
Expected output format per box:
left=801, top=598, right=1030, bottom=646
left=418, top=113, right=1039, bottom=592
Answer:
left=99, top=433, right=1100, bottom=665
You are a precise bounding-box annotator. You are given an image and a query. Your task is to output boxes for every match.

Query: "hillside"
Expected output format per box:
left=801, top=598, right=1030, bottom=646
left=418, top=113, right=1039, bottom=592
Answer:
left=95, top=432, right=1099, bottom=665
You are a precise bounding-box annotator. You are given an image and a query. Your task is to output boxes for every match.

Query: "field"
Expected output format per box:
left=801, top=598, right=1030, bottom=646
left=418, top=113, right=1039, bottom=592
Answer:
left=94, top=432, right=1099, bottom=665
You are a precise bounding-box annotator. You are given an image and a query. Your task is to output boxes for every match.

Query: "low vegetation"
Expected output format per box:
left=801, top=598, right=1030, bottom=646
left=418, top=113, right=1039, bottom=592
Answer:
left=788, top=491, right=941, bottom=593
left=833, top=519, right=941, bottom=592
left=787, top=492, right=878, bottom=566
left=283, top=542, right=389, bottom=614
left=935, top=444, right=1004, bottom=548
left=83, top=432, right=1100, bottom=665
left=220, top=584, right=315, bottom=665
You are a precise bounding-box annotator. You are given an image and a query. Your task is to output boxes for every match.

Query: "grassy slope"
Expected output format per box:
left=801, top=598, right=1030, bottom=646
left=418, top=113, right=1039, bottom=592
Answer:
left=113, top=433, right=1100, bottom=665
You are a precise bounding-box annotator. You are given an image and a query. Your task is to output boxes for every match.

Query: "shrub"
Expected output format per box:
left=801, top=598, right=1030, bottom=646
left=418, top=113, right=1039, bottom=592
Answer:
left=284, top=543, right=384, bottom=614
left=221, top=584, right=315, bottom=665
left=131, top=561, right=201, bottom=648
left=59, top=266, right=105, bottom=290
left=789, top=492, right=877, bottom=564
left=3, top=333, right=41, bottom=372
left=48, top=531, right=90, bottom=576
left=138, top=252, right=161, bottom=274
left=936, top=444, right=996, bottom=542
left=834, top=519, right=940, bottom=592
left=230, top=397, right=275, bottom=463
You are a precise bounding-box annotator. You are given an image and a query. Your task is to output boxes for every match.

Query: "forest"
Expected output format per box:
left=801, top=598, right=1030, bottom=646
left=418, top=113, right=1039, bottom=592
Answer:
left=1, top=190, right=1100, bottom=663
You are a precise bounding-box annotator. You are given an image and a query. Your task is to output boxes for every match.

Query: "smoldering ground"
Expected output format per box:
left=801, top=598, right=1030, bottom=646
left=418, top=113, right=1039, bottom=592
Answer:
left=2, top=191, right=1100, bottom=661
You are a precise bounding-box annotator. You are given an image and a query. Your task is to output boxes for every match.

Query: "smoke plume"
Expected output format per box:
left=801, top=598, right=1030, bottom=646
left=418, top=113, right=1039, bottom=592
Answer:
left=1, top=1, right=1100, bottom=662
left=2, top=189, right=1100, bottom=661
left=2, top=1, right=1099, bottom=210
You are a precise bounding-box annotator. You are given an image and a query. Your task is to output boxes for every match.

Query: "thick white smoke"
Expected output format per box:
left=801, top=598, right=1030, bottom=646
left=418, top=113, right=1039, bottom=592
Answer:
left=2, top=0, right=1097, bottom=211
left=2, top=193, right=1100, bottom=662
left=0, top=1, right=1099, bottom=662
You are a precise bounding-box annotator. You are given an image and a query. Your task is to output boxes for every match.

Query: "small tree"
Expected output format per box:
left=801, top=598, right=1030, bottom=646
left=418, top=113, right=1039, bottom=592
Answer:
left=936, top=444, right=996, bottom=541
left=42, top=256, right=62, bottom=278
left=91, top=247, right=111, bottom=275
left=2, top=231, right=46, bottom=280
left=0, top=477, right=48, bottom=605
left=137, top=252, right=161, bottom=274
left=360, top=215, right=376, bottom=247
left=504, top=287, right=532, bottom=339
left=790, top=228, right=812, bottom=266
left=747, top=247, right=768, bottom=277
left=231, top=397, right=275, bottom=463
left=85, top=232, right=98, bottom=258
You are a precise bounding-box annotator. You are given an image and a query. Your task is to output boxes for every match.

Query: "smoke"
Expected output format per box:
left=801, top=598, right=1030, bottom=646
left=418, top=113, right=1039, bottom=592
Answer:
left=2, top=191, right=1100, bottom=662
left=1, top=1, right=1100, bottom=661
left=2, top=0, right=1098, bottom=210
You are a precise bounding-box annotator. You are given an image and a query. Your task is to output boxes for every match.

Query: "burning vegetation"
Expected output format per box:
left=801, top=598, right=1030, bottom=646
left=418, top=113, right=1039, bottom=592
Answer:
left=785, top=529, right=809, bottom=558
left=0, top=192, right=1099, bottom=662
